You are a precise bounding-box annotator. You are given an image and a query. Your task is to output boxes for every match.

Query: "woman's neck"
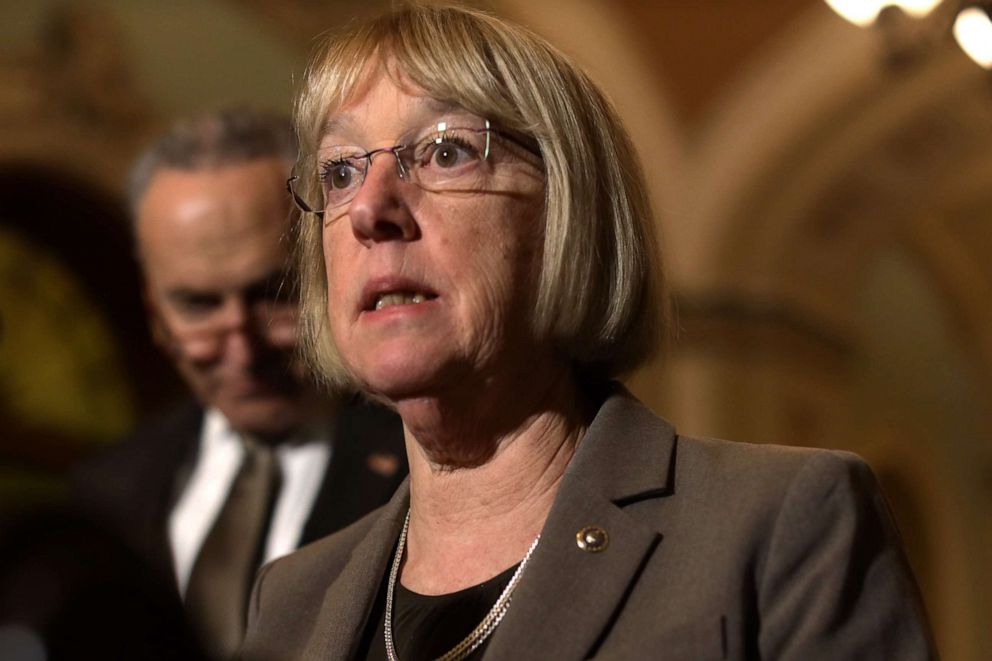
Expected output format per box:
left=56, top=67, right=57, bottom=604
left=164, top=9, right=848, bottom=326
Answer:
left=396, top=366, right=589, bottom=595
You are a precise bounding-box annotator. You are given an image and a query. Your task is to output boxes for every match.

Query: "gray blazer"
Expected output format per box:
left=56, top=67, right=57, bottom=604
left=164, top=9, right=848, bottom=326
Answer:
left=242, top=385, right=936, bottom=660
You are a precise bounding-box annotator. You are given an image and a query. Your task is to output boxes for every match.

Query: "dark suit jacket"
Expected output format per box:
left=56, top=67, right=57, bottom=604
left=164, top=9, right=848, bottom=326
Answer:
left=73, top=395, right=407, bottom=591
left=241, top=385, right=936, bottom=660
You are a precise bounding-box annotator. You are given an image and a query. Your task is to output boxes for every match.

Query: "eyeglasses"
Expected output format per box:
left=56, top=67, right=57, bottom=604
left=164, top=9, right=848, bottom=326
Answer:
left=158, top=280, right=298, bottom=360
left=164, top=303, right=298, bottom=361
left=287, top=118, right=540, bottom=221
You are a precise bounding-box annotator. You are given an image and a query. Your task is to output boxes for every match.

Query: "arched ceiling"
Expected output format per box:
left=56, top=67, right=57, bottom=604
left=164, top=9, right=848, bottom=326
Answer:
left=4, top=0, right=991, bottom=403
left=234, top=0, right=818, bottom=126
left=612, top=0, right=817, bottom=124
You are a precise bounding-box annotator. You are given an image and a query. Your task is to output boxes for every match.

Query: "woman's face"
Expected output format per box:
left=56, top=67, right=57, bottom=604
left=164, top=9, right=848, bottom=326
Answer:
left=320, top=73, right=547, bottom=402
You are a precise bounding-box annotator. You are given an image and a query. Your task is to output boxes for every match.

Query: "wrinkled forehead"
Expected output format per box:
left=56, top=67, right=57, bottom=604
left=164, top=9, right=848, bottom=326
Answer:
left=319, top=65, right=473, bottom=144
left=323, top=94, right=459, bottom=141
left=311, top=51, right=497, bottom=142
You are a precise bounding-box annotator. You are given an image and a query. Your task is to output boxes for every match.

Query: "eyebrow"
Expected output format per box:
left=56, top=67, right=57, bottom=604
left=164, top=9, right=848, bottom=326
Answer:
left=320, top=98, right=465, bottom=142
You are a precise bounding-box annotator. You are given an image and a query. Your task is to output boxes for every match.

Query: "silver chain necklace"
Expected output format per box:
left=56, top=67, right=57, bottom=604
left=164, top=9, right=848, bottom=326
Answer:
left=384, top=510, right=541, bottom=661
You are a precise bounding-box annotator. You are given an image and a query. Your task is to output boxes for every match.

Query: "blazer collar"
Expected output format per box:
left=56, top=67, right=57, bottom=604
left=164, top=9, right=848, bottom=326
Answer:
left=303, top=384, right=676, bottom=661
left=304, top=480, right=411, bottom=661
left=483, top=384, right=676, bottom=660
left=565, top=382, right=676, bottom=503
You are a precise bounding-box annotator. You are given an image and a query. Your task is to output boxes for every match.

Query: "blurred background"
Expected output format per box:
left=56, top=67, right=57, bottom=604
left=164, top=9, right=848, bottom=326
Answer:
left=0, top=0, right=989, bottom=658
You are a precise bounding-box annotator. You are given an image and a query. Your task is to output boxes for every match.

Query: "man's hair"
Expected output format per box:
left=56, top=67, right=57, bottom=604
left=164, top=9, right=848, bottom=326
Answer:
left=294, top=4, right=668, bottom=389
left=128, top=107, right=297, bottom=216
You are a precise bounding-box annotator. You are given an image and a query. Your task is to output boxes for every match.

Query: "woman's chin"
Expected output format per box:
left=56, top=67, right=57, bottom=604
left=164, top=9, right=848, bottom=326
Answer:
left=352, top=359, right=452, bottom=404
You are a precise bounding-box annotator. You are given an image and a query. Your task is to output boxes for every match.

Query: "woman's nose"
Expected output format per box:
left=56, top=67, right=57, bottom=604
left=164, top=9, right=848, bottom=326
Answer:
left=346, top=154, right=419, bottom=246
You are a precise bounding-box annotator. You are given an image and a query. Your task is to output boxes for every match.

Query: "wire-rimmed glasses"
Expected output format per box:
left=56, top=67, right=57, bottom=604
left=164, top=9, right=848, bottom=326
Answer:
left=287, top=118, right=539, bottom=221
left=158, top=275, right=298, bottom=360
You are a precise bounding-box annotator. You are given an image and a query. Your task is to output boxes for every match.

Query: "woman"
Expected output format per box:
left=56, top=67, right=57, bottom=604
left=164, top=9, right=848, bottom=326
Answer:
left=243, top=5, right=934, bottom=660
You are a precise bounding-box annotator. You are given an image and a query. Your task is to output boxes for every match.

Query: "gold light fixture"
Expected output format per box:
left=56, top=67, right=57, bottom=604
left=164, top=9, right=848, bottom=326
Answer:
left=825, top=0, right=943, bottom=27
left=953, top=5, right=992, bottom=68
left=826, top=1, right=992, bottom=70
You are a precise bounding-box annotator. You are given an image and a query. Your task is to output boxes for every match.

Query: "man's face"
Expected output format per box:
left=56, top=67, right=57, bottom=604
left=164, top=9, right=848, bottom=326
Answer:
left=137, top=158, right=310, bottom=438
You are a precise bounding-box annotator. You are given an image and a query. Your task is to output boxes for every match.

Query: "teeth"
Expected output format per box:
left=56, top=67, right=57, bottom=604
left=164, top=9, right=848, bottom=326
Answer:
left=374, top=291, right=432, bottom=310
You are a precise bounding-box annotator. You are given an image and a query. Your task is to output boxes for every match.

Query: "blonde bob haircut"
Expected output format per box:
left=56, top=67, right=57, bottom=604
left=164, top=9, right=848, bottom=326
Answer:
left=295, top=3, right=667, bottom=390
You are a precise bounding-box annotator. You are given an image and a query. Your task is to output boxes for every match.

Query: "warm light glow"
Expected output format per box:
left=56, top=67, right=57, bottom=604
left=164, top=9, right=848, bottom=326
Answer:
left=825, top=0, right=943, bottom=27
left=954, top=7, right=992, bottom=69
left=898, top=0, right=943, bottom=19
left=826, top=0, right=885, bottom=27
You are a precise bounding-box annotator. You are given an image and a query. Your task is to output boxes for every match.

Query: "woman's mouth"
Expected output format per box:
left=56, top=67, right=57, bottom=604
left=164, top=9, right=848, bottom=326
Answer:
left=373, top=291, right=439, bottom=310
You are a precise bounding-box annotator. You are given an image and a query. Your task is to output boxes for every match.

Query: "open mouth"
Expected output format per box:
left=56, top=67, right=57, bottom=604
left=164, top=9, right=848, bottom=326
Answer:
left=370, top=290, right=439, bottom=311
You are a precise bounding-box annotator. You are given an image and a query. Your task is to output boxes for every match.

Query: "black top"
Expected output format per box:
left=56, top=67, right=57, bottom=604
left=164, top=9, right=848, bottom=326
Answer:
left=361, top=563, right=520, bottom=661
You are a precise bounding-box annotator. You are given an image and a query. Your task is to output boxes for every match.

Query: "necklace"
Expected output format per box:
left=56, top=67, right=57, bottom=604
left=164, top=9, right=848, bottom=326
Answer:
left=384, top=510, right=541, bottom=661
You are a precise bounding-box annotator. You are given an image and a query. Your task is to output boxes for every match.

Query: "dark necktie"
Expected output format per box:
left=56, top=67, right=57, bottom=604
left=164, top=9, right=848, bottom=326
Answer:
left=185, top=436, right=280, bottom=659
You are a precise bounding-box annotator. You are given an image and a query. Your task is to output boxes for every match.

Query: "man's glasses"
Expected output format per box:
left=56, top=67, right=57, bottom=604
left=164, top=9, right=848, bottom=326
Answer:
left=287, top=118, right=540, bottom=221
left=164, top=304, right=297, bottom=362
left=159, top=281, right=298, bottom=360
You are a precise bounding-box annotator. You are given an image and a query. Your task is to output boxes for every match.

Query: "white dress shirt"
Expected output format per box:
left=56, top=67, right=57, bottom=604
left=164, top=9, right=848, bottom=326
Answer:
left=167, top=409, right=332, bottom=596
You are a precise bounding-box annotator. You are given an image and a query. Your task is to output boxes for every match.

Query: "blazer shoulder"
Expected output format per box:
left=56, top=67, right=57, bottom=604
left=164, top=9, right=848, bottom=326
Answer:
left=65, top=401, right=203, bottom=581
left=661, top=435, right=886, bottom=546
left=69, top=402, right=202, bottom=522
left=674, top=434, right=871, bottom=488
left=74, top=401, right=203, bottom=482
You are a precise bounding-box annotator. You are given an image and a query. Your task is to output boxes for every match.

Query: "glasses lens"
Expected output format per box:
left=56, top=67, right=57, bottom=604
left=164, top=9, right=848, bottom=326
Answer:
left=408, top=125, right=490, bottom=190
left=317, top=147, right=366, bottom=211
left=288, top=175, right=323, bottom=216
left=307, top=120, right=510, bottom=216
left=166, top=298, right=297, bottom=359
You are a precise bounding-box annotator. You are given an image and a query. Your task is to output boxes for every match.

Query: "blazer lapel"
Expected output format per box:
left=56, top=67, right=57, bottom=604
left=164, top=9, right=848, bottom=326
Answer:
left=303, top=481, right=411, bottom=661
left=300, top=397, right=406, bottom=544
left=484, top=386, right=677, bottom=661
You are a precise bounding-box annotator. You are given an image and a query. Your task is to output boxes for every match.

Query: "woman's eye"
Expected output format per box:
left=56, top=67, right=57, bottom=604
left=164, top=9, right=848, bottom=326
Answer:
left=433, top=143, right=463, bottom=168
left=321, top=161, right=357, bottom=190
left=424, top=133, right=479, bottom=169
left=329, top=165, right=353, bottom=189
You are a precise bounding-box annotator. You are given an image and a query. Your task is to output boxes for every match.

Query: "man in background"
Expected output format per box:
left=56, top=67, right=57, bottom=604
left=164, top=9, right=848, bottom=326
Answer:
left=74, top=108, right=405, bottom=659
